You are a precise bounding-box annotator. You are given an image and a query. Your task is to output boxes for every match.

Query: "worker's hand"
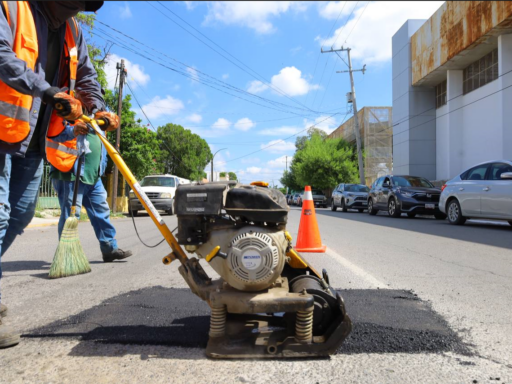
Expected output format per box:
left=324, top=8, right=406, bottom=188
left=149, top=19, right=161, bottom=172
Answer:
left=73, top=121, right=89, bottom=137
left=43, top=87, right=83, bottom=120
left=94, top=111, right=120, bottom=132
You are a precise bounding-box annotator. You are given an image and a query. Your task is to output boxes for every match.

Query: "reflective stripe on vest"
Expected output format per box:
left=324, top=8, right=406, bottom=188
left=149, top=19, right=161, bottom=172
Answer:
left=0, top=1, right=37, bottom=144
left=46, top=18, right=80, bottom=173
left=46, top=138, right=79, bottom=173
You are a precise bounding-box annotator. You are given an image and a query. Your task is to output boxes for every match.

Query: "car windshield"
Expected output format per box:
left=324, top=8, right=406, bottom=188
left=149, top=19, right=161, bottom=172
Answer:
left=311, top=190, right=324, bottom=195
left=140, top=177, right=175, bottom=187
left=392, top=176, right=434, bottom=188
left=345, top=185, right=370, bottom=192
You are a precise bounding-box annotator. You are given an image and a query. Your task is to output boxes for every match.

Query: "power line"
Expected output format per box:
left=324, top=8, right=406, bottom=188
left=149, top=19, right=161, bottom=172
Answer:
left=344, top=1, right=370, bottom=43
left=151, top=1, right=317, bottom=114
left=90, top=27, right=315, bottom=117
left=332, top=1, right=359, bottom=48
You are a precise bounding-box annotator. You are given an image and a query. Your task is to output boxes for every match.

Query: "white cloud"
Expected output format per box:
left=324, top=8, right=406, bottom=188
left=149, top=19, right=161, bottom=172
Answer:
left=186, top=113, right=202, bottom=123
left=247, top=166, right=262, bottom=174
left=268, top=155, right=292, bottom=168
left=186, top=67, right=200, bottom=83
left=260, top=140, right=296, bottom=153
left=290, top=46, right=302, bottom=55
left=258, top=125, right=302, bottom=136
left=317, top=1, right=354, bottom=20
left=119, top=2, right=132, bottom=19
left=249, top=67, right=319, bottom=96
left=139, top=96, right=184, bottom=120
left=317, top=1, right=443, bottom=63
left=203, top=1, right=308, bottom=34
left=234, top=117, right=255, bottom=131
left=304, top=115, right=340, bottom=134
left=247, top=80, right=269, bottom=94
left=222, top=73, right=229, bottom=80
left=212, top=118, right=232, bottom=130
left=184, top=1, right=198, bottom=10
left=104, top=53, right=150, bottom=90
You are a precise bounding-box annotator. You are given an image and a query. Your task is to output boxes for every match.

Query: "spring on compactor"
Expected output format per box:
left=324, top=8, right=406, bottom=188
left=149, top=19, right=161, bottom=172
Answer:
left=295, top=308, right=314, bottom=342
left=209, top=305, right=227, bottom=338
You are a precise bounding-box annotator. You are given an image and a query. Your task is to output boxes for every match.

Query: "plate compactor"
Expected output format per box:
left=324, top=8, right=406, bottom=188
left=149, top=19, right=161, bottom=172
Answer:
left=171, top=182, right=352, bottom=358
left=81, top=115, right=351, bottom=359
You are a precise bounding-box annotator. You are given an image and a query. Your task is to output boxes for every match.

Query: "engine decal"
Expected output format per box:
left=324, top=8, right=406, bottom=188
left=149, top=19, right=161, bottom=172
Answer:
left=187, top=193, right=208, bottom=202
left=241, top=252, right=262, bottom=270
left=132, top=182, right=165, bottom=225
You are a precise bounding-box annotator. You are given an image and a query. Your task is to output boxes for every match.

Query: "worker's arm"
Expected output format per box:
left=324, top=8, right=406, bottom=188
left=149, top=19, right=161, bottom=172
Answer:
left=0, top=7, right=51, bottom=97
left=74, top=22, right=105, bottom=113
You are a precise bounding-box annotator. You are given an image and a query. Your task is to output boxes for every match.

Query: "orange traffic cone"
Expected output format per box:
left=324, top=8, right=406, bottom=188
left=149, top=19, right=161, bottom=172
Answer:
left=295, top=186, right=326, bottom=253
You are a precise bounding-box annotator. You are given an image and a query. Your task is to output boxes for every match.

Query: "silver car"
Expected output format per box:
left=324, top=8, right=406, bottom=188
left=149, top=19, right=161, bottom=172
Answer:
left=439, top=160, right=512, bottom=226
left=331, top=183, right=369, bottom=212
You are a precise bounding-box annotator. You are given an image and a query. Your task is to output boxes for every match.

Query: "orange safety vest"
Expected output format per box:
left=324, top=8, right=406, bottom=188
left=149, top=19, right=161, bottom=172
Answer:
left=0, top=1, right=80, bottom=172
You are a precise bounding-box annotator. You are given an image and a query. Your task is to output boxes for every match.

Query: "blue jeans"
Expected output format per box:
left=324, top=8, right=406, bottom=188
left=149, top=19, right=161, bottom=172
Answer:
left=52, top=178, right=118, bottom=255
left=0, top=152, right=44, bottom=305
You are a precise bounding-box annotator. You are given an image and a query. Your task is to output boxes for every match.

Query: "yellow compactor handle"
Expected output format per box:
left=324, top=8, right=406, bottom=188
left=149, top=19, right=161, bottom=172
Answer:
left=79, top=114, right=189, bottom=265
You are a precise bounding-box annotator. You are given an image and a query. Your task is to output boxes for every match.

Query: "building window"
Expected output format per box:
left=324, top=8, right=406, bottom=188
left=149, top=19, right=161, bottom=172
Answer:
left=435, top=80, right=447, bottom=109
left=463, top=48, right=498, bottom=94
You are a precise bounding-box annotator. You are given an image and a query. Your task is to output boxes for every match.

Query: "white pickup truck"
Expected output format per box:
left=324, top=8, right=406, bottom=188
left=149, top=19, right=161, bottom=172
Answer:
left=128, top=174, right=190, bottom=216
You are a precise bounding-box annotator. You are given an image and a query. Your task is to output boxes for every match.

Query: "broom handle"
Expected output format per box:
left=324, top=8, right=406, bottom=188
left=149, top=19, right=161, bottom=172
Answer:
left=70, top=156, right=84, bottom=217
left=80, top=115, right=189, bottom=266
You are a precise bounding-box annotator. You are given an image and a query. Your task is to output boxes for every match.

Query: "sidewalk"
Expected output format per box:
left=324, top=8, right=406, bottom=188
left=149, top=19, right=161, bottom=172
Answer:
left=27, top=216, right=60, bottom=229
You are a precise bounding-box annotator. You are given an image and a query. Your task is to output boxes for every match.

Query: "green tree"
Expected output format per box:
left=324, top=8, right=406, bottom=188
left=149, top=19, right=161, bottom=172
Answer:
left=228, top=172, right=237, bottom=181
left=280, top=170, right=301, bottom=192
left=157, top=123, right=212, bottom=181
left=291, top=135, right=358, bottom=190
left=295, top=127, right=328, bottom=150
left=219, top=172, right=226, bottom=177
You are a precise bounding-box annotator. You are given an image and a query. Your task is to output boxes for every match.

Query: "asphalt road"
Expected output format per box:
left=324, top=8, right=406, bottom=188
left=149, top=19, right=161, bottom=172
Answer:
left=0, top=207, right=511, bottom=383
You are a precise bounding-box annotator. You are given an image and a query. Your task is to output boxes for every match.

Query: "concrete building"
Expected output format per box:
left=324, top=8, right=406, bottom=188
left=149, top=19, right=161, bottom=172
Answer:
left=392, top=1, right=512, bottom=181
left=328, top=106, right=393, bottom=186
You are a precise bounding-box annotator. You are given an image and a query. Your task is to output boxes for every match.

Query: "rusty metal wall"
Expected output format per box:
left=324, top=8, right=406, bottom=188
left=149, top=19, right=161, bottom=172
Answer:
left=411, top=1, right=512, bottom=85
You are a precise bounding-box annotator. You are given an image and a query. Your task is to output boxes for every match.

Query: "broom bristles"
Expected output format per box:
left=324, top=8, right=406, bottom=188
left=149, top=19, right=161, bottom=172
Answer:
left=49, top=216, right=91, bottom=279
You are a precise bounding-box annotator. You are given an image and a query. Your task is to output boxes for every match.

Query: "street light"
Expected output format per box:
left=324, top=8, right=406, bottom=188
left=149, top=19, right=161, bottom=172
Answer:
left=210, top=148, right=227, bottom=182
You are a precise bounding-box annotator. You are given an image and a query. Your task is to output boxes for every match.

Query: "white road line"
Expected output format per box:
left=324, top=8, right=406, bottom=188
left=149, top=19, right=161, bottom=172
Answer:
left=326, top=247, right=389, bottom=289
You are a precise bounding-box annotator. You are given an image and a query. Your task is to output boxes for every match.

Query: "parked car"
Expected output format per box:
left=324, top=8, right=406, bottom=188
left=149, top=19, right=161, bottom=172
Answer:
left=292, top=193, right=302, bottom=206
left=439, top=160, right=512, bottom=226
left=331, top=183, right=369, bottom=212
left=129, top=174, right=189, bottom=216
left=367, top=175, right=446, bottom=219
left=300, top=189, right=328, bottom=208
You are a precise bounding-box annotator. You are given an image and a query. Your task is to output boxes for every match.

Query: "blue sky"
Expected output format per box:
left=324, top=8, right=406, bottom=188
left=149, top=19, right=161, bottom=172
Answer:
left=87, top=1, right=443, bottom=185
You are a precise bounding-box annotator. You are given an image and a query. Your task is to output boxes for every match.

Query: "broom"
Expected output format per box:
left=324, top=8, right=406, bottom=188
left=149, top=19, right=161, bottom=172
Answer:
left=48, top=156, right=91, bottom=278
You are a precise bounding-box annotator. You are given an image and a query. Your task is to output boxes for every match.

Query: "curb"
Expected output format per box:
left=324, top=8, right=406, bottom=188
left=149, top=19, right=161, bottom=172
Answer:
left=27, top=222, right=59, bottom=229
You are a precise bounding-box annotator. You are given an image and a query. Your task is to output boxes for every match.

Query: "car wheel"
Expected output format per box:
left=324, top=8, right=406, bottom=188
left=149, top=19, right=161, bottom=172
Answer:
left=509, top=221, right=512, bottom=227
left=407, top=213, right=416, bottom=218
left=447, top=199, right=466, bottom=225
left=299, top=200, right=303, bottom=207
left=331, top=200, right=337, bottom=211
left=341, top=198, right=348, bottom=212
left=129, top=210, right=138, bottom=217
left=167, top=207, right=174, bottom=216
left=434, top=213, right=447, bottom=220
left=388, top=198, right=402, bottom=218
left=368, top=199, right=378, bottom=216
left=358, top=209, right=364, bottom=213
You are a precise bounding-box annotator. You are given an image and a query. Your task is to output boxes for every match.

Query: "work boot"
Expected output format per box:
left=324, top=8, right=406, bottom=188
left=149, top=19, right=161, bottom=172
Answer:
left=102, top=248, right=133, bottom=263
left=0, top=304, right=7, bottom=317
left=0, top=317, right=20, bottom=348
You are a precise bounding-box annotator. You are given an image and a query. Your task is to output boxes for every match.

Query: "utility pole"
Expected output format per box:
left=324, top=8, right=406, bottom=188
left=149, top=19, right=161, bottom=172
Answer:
left=210, top=148, right=227, bottom=182
left=285, top=156, right=288, bottom=194
left=321, top=46, right=366, bottom=185
left=112, top=60, right=126, bottom=213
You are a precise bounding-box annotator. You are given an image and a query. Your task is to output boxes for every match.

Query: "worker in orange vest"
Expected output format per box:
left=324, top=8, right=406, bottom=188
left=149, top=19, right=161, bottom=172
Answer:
left=0, top=1, right=119, bottom=348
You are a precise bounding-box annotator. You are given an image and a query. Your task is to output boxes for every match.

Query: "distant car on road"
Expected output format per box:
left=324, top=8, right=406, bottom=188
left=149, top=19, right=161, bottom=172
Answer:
left=367, top=175, right=446, bottom=219
left=331, top=183, right=369, bottom=212
left=292, top=193, right=302, bottom=206
left=440, top=160, right=512, bottom=226
left=300, top=189, right=328, bottom=208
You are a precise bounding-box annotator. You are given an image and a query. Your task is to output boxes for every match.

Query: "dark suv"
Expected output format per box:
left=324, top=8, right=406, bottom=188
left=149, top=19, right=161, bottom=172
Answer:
left=367, top=175, right=446, bottom=219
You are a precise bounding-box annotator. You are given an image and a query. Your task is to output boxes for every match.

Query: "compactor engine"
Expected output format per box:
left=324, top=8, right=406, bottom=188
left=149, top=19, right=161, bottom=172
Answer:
left=173, top=182, right=352, bottom=358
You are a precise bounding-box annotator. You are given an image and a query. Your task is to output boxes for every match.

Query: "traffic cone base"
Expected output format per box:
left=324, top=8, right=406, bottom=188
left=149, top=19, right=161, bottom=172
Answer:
left=295, top=186, right=326, bottom=253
